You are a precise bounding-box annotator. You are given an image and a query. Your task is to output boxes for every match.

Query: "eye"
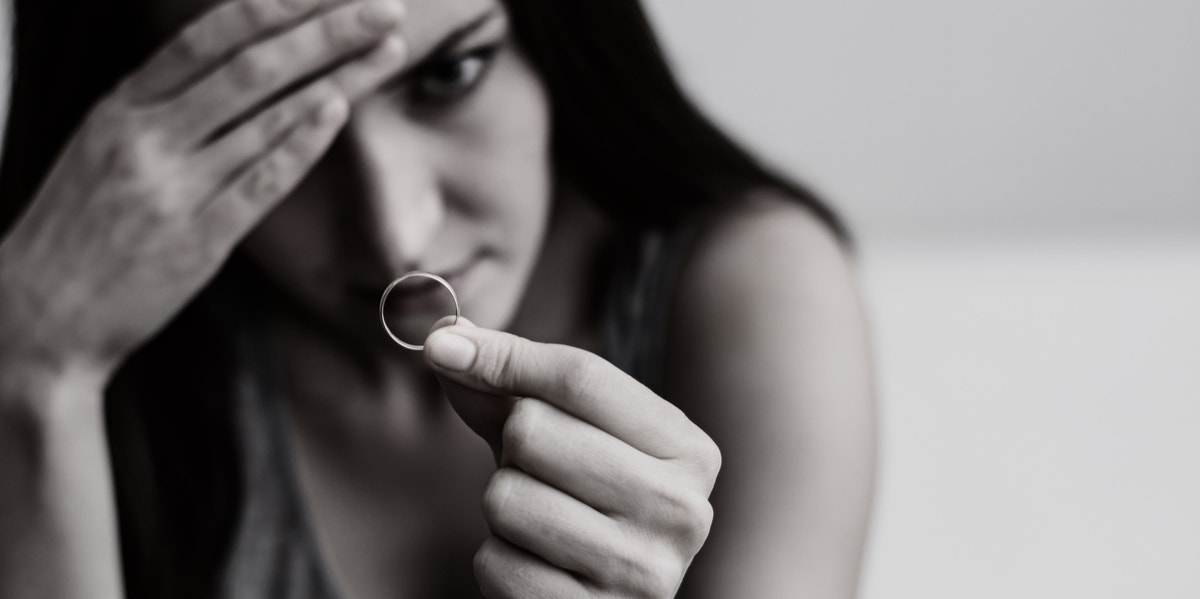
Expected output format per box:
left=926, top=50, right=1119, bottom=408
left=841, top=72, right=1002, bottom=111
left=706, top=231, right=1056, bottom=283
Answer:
left=409, top=46, right=499, bottom=106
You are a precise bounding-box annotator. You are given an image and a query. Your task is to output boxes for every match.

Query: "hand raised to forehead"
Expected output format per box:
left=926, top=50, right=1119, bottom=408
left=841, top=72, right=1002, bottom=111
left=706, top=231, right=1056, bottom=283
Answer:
left=1, top=0, right=408, bottom=378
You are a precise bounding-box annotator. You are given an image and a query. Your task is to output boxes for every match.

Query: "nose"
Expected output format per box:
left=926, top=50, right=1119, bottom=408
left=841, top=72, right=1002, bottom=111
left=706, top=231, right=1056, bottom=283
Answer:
left=337, top=109, right=445, bottom=272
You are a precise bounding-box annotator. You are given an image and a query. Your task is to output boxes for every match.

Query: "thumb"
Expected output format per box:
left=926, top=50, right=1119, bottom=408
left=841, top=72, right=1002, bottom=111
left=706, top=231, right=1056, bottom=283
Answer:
left=423, top=316, right=513, bottom=463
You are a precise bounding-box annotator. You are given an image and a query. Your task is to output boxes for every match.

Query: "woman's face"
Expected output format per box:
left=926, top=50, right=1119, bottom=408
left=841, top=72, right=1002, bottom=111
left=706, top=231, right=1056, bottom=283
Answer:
left=156, top=0, right=553, bottom=350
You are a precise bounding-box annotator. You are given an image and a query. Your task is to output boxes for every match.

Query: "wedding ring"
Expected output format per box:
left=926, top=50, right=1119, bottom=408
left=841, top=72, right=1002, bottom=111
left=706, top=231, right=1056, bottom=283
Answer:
left=378, top=271, right=460, bottom=351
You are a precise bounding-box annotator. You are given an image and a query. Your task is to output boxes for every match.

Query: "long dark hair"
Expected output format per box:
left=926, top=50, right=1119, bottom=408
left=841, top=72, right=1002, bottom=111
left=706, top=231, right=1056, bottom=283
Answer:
left=1, top=0, right=848, bottom=596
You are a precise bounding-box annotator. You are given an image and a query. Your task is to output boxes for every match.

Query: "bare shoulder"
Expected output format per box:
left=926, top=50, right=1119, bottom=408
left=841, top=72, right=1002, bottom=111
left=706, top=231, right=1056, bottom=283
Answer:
left=668, top=189, right=865, bottom=361
left=665, top=191, right=876, bottom=596
left=664, top=187, right=874, bottom=427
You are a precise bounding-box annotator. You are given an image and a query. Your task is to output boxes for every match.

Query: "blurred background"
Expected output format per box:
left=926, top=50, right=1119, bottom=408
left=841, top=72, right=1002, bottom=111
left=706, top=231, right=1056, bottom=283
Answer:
left=638, top=1, right=1199, bottom=596
left=4, top=1, right=1198, bottom=597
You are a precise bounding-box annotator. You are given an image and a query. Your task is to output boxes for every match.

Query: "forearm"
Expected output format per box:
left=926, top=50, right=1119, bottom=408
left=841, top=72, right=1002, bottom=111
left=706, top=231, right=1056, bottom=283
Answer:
left=0, top=363, right=123, bottom=599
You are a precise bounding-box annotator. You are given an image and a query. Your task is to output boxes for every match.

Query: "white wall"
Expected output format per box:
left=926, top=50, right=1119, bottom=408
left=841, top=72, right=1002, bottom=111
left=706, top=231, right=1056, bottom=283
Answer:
left=643, top=0, right=1200, bottom=238
left=858, top=235, right=1200, bottom=598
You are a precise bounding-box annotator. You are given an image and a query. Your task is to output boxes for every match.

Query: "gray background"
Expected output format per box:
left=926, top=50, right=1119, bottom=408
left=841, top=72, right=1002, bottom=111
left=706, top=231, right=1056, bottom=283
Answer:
left=644, top=0, right=1200, bottom=238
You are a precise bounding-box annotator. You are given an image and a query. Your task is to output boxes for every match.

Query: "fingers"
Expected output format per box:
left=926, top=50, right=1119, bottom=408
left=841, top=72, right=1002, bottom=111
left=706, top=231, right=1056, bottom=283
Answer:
left=428, top=328, right=719, bottom=596
left=425, top=326, right=712, bottom=463
left=473, top=537, right=588, bottom=599
left=124, top=0, right=350, bottom=102
left=193, top=96, right=349, bottom=248
left=193, top=35, right=406, bottom=191
left=499, top=399, right=708, bottom=516
left=501, top=398, right=715, bottom=561
left=483, top=468, right=657, bottom=591
left=168, top=0, right=404, bottom=148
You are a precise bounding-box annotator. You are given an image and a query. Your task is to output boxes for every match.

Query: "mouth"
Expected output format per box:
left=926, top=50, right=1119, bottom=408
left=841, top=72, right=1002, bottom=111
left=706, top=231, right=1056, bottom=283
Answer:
left=348, top=254, right=481, bottom=318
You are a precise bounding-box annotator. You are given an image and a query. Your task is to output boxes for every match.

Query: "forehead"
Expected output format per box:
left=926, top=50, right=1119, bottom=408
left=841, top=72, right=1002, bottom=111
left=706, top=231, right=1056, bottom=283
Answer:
left=148, top=0, right=500, bottom=60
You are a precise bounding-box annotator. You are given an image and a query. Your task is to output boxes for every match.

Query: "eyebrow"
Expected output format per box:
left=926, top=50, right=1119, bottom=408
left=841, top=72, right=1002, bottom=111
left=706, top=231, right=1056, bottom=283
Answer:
left=394, top=8, right=502, bottom=84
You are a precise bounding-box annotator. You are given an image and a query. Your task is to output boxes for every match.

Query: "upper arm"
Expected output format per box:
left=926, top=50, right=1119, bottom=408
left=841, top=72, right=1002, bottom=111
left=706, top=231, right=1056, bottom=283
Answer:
left=664, top=194, right=877, bottom=598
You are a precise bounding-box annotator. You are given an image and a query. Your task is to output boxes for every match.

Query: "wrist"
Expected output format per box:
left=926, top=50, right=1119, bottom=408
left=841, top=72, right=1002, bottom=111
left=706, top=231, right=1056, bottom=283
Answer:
left=0, top=351, right=110, bottom=431
left=0, top=250, right=116, bottom=399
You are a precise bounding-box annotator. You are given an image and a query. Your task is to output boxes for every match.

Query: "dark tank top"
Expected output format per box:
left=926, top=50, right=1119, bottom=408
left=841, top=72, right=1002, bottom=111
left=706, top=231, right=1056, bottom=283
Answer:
left=216, top=224, right=698, bottom=598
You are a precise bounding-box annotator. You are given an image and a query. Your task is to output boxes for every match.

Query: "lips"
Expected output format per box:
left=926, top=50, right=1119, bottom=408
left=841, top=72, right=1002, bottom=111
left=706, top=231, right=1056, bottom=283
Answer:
left=351, top=254, right=480, bottom=317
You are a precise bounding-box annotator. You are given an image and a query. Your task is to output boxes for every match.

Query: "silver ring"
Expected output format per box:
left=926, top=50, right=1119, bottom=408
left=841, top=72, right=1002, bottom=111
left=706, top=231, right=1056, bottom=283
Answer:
left=378, top=271, right=460, bottom=351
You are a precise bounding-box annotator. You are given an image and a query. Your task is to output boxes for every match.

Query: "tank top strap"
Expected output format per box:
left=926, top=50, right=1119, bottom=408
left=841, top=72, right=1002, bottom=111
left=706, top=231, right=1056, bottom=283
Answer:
left=218, top=314, right=341, bottom=599
left=598, top=218, right=703, bottom=394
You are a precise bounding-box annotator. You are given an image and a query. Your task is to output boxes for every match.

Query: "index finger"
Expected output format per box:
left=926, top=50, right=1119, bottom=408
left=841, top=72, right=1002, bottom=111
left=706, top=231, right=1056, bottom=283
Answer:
left=425, top=326, right=704, bottom=461
left=123, top=0, right=359, bottom=102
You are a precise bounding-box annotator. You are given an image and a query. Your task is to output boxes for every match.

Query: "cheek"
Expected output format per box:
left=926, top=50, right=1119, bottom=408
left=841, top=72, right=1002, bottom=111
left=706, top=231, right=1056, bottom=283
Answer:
left=447, top=48, right=553, bottom=237
left=435, top=48, right=555, bottom=328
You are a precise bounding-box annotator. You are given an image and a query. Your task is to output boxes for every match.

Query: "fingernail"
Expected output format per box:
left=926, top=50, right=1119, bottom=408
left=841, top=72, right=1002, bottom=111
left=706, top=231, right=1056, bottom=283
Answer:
left=360, top=1, right=404, bottom=31
left=427, top=332, right=476, bottom=372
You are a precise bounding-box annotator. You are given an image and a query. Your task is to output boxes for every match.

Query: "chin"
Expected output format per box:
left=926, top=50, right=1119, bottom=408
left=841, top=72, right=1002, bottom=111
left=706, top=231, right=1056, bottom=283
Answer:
left=461, top=256, right=536, bottom=334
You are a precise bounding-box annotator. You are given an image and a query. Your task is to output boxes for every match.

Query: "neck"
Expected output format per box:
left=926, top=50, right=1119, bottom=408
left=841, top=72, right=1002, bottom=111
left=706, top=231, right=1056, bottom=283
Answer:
left=266, top=304, right=453, bottom=462
left=509, top=190, right=617, bottom=351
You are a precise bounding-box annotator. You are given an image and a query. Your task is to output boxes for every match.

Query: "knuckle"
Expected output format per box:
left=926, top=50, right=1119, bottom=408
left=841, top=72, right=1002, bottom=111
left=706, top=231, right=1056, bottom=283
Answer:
left=688, top=434, right=723, bottom=482
left=143, top=187, right=183, bottom=223
left=643, top=479, right=713, bottom=553
left=227, top=49, right=277, bottom=88
left=280, top=121, right=322, bottom=160
left=274, top=32, right=306, bottom=67
left=560, top=349, right=602, bottom=406
left=473, top=538, right=501, bottom=597
left=631, top=548, right=683, bottom=599
left=590, top=556, right=625, bottom=590
left=691, top=497, right=715, bottom=544
left=238, top=0, right=278, bottom=30
left=78, top=102, right=128, bottom=156
left=501, top=398, right=542, bottom=466
left=307, top=80, right=340, bottom=102
left=478, top=339, right=523, bottom=390
left=601, top=542, right=677, bottom=598
left=89, top=92, right=132, bottom=125
left=321, top=9, right=357, bottom=46
left=674, top=426, right=722, bottom=483
left=264, top=83, right=332, bottom=137
left=241, top=155, right=285, bottom=202
left=260, top=106, right=293, bottom=140
left=670, top=492, right=714, bottom=552
left=472, top=542, right=496, bottom=597
left=172, top=22, right=209, bottom=64
left=103, top=129, right=165, bottom=181
left=481, top=468, right=520, bottom=525
left=650, top=558, right=685, bottom=598
left=320, top=89, right=348, bottom=111
left=588, top=543, right=630, bottom=589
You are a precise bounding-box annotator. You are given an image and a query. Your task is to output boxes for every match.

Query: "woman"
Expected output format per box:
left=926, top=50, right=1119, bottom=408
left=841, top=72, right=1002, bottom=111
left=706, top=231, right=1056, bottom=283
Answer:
left=0, top=0, right=876, bottom=597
